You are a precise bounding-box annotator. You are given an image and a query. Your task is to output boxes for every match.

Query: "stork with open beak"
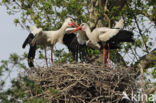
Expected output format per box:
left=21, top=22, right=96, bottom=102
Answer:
left=22, top=18, right=78, bottom=67
left=71, top=19, right=134, bottom=67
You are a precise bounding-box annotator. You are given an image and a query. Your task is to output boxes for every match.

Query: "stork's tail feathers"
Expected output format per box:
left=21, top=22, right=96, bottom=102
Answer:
left=22, top=33, right=35, bottom=48
left=109, top=30, right=134, bottom=43
left=99, top=30, right=134, bottom=50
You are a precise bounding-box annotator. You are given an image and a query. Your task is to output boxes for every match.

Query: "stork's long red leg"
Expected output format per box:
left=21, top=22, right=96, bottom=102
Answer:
left=44, top=48, right=48, bottom=68
left=107, top=43, right=110, bottom=68
left=103, top=47, right=105, bottom=66
left=51, top=47, right=53, bottom=64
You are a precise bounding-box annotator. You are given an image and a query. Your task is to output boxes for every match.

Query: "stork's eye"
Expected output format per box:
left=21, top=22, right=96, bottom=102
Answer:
left=70, top=18, right=73, bottom=21
left=81, top=23, right=84, bottom=26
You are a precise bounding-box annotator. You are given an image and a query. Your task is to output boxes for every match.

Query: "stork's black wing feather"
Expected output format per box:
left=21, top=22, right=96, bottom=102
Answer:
left=22, top=33, right=36, bottom=67
left=28, top=45, right=36, bottom=67
left=22, top=33, right=34, bottom=48
left=63, top=33, right=88, bottom=62
left=63, top=33, right=78, bottom=51
left=108, top=30, right=134, bottom=43
left=99, top=30, right=134, bottom=50
left=63, top=33, right=79, bottom=61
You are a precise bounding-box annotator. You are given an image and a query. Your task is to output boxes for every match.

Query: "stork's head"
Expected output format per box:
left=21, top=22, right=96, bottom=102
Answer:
left=65, top=18, right=73, bottom=24
left=70, top=23, right=89, bottom=33
left=64, top=18, right=79, bottom=28
left=80, top=23, right=89, bottom=31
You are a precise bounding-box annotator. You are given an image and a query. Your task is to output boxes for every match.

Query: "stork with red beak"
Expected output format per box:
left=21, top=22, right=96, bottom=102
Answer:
left=71, top=19, right=134, bottom=67
left=22, top=18, right=78, bottom=67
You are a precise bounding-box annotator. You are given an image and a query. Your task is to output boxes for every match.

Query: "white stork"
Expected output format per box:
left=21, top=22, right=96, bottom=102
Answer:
left=71, top=19, right=134, bottom=67
left=23, top=18, right=78, bottom=67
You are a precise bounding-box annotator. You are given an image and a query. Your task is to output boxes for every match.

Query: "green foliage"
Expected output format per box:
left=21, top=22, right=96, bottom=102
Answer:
left=49, top=88, right=60, bottom=96
left=151, top=68, right=156, bottom=78
left=54, top=49, right=74, bottom=63
left=14, top=19, right=19, bottom=26
left=38, top=50, right=45, bottom=59
left=0, top=0, right=156, bottom=102
left=24, top=98, right=50, bottom=103
left=0, top=0, right=89, bottom=29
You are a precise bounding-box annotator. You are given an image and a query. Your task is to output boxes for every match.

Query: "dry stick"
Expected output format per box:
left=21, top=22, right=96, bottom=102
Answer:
left=139, top=63, right=146, bottom=103
left=3, top=64, right=15, bottom=83
left=71, top=96, right=85, bottom=103
left=89, top=95, right=104, bottom=103
left=25, top=64, right=136, bottom=102
left=111, top=74, right=125, bottom=101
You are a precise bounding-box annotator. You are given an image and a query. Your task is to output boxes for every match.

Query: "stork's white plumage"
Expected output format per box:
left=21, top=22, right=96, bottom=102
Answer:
left=71, top=19, right=134, bottom=67
left=80, top=19, right=124, bottom=48
left=32, top=18, right=75, bottom=47
left=70, top=20, right=123, bottom=67
left=23, top=18, right=77, bottom=67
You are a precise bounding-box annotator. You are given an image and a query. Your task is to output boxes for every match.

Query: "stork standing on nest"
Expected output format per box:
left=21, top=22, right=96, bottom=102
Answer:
left=71, top=19, right=134, bottom=67
left=22, top=18, right=78, bottom=67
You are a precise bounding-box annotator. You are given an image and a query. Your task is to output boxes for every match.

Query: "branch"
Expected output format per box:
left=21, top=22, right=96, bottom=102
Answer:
left=134, top=16, right=149, bottom=53
left=146, top=86, right=156, bottom=95
left=132, top=3, right=156, bottom=25
left=134, top=48, right=156, bottom=70
left=114, top=51, right=127, bottom=67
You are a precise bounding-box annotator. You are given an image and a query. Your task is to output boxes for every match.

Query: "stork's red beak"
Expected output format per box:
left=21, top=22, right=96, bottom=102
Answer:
left=68, top=22, right=79, bottom=27
left=70, top=26, right=82, bottom=33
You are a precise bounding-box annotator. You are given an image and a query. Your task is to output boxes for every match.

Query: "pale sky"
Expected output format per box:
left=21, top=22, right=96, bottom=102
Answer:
left=0, top=6, right=28, bottom=61
left=0, top=6, right=66, bottom=89
left=0, top=6, right=66, bottom=62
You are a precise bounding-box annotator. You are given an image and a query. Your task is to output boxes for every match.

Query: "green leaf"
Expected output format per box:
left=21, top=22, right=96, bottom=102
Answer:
left=14, top=19, right=19, bottom=26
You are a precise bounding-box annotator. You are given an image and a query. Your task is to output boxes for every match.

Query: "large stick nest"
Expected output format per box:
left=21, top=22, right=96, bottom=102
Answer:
left=23, top=63, right=137, bottom=103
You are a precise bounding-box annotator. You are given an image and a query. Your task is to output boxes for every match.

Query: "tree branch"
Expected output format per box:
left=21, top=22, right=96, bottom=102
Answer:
left=134, top=48, right=156, bottom=70
left=146, top=86, right=156, bottom=95
left=134, top=16, right=149, bottom=53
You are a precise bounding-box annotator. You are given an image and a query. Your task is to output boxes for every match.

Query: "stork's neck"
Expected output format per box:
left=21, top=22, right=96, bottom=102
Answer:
left=56, top=22, right=68, bottom=43
left=58, top=22, right=68, bottom=34
left=85, top=27, right=92, bottom=38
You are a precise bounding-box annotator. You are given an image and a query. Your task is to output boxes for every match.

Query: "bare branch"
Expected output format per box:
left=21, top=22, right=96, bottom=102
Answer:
left=146, top=86, right=156, bottom=95
left=134, top=48, right=156, bottom=70
left=134, top=16, right=149, bottom=53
